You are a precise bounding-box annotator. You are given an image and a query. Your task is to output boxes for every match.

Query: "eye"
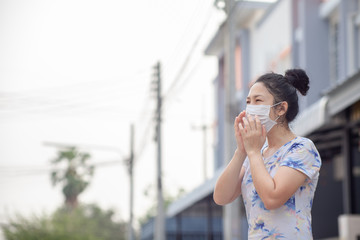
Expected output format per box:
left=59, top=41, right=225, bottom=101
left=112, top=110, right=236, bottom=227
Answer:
left=256, top=99, right=262, bottom=102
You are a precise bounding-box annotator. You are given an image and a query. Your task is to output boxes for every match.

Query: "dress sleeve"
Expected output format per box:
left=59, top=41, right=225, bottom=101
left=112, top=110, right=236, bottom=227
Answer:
left=279, top=139, right=321, bottom=179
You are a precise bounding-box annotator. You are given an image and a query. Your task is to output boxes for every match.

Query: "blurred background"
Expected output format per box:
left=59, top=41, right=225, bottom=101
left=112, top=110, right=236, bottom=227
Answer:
left=1, top=0, right=360, bottom=240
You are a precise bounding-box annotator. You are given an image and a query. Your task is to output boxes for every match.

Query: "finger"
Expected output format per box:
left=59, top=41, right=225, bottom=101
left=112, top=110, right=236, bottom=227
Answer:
left=243, top=116, right=251, bottom=131
left=238, top=118, right=246, bottom=134
left=247, top=114, right=255, bottom=130
left=239, top=111, right=246, bottom=126
left=234, top=115, right=242, bottom=131
left=235, top=112, right=243, bottom=119
left=239, top=111, right=246, bottom=124
left=239, top=110, right=246, bottom=118
left=235, top=115, right=244, bottom=136
left=255, top=115, right=261, bottom=131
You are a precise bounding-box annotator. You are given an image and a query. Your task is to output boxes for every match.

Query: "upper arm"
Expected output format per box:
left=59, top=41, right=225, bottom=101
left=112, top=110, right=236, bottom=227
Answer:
left=268, top=166, right=308, bottom=209
left=266, top=140, right=321, bottom=209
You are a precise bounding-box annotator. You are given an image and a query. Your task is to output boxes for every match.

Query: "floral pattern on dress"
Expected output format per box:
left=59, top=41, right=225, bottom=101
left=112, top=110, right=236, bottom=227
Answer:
left=241, top=137, right=321, bottom=239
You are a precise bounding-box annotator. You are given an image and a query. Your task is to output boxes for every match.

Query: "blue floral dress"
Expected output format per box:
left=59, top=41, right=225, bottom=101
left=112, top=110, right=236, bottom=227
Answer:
left=241, top=136, right=321, bottom=239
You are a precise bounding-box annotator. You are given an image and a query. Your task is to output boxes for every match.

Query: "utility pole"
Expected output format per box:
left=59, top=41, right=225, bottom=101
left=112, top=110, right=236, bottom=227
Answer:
left=224, top=0, right=237, bottom=161
left=192, top=97, right=211, bottom=181
left=152, top=61, right=165, bottom=240
left=223, top=0, right=243, bottom=239
left=43, top=139, right=136, bottom=239
left=127, top=124, right=135, bottom=240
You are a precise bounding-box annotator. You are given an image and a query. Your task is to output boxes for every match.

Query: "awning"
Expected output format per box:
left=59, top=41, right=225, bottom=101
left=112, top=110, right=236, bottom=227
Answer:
left=292, top=96, right=329, bottom=136
left=292, top=70, right=360, bottom=136
left=326, top=71, right=360, bottom=116
left=167, top=167, right=224, bottom=218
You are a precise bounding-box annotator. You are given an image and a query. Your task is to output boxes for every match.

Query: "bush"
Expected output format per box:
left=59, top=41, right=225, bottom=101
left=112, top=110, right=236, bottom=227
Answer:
left=2, top=204, right=127, bottom=240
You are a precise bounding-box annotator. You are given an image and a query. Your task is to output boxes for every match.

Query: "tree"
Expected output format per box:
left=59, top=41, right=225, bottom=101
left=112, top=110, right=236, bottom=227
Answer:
left=2, top=204, right=127, bottom=240
left=1, top=147, right=129, bottom=240
left=50, top=147, right=94, bottom=209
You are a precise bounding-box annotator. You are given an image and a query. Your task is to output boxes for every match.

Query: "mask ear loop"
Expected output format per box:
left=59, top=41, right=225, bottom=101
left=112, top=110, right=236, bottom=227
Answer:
left=271, top=101, right=283, bottom=107
left=271, top=101, right=285, bottom=123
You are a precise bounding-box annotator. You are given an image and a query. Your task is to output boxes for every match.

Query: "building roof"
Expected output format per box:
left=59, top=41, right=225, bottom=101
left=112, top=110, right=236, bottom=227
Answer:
left=205, top=0, right=272, bottom=56
left=167, top=167, right=224, bottom=217
left=325, top=70, right=360, bottom=116
left=292, top=96, right=329, bottom=137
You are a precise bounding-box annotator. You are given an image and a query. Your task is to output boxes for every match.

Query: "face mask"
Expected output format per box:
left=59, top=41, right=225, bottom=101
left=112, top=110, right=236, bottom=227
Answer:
left=245, top=102, right=282, bottom=132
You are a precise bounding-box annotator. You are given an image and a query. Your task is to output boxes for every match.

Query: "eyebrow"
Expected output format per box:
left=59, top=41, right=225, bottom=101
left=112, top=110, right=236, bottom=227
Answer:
left=246, top=94, right=264, bottom=99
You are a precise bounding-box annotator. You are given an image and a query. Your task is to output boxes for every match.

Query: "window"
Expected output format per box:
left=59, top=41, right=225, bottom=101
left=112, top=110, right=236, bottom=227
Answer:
left=329, top=10, right=340, bottom=84
left=346, top=0, right=360, bottom=75
left=235, top=43, right=242, bottom=91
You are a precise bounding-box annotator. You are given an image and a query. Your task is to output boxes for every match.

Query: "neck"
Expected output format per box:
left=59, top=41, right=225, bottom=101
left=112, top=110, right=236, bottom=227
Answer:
left=266, top=124, right=296, bottom=149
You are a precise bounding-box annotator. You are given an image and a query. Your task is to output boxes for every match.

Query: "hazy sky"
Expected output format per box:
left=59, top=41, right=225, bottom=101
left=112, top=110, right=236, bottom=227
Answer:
left=0, top=0, right=225, bottom=231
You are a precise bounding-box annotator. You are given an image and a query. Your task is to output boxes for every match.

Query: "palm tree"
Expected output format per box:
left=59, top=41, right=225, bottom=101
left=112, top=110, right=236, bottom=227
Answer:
left=50, top=147, right=94, bottom=209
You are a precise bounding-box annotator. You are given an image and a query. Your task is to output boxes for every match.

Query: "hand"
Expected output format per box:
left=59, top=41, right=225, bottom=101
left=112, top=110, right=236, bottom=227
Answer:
left=234, top=111, right=246, bottom=153
left=239, top=114, right=266, bottom=156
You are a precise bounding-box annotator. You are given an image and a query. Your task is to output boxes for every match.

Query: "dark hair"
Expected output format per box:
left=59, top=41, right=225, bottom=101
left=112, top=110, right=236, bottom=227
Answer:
left=254, top=68, right=310, bottom=123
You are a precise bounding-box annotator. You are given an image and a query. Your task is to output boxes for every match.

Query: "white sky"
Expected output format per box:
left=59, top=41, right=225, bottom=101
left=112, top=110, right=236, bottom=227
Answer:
left=0, top=0, right=225, bottom=232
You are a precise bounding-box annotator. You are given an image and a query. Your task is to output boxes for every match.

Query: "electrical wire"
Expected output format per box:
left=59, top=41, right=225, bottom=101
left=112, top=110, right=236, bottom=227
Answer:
left=161, top=11, right=215, bottom=114
left=0, top=71, right=149, bottom=118
left=161, top=0, right=209, bottom=66
left=0, top=1, right=219, bottom=179
left=162, top=5, right=214, bottom=100
left=0, top=159, right=125, bottom=180
left=131, top=0, right=218, bottom=166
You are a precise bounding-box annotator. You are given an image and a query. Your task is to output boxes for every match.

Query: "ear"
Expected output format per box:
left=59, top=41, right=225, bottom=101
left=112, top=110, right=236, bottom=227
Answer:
left=276, top=101, right=288, bottom=117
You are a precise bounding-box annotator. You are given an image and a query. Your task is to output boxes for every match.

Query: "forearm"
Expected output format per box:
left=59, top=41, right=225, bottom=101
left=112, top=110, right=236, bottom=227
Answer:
left=248, top=151, right=277, bottom=209
left=213, top=149, right=246, bottom=205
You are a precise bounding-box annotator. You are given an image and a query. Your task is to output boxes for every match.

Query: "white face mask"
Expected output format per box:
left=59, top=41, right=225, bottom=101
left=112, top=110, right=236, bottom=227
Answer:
left=245, top=102, right=282, bottom=132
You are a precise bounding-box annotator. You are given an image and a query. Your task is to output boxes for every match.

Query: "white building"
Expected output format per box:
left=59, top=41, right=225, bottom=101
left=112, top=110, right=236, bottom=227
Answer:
left=142, top=0, right=360, bottom=239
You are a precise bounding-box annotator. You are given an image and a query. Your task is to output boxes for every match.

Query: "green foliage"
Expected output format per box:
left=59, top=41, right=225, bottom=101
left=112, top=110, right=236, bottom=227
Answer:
left=2, top=204, right=126, bottom=240
left=51, top=147, right=94, bottom=208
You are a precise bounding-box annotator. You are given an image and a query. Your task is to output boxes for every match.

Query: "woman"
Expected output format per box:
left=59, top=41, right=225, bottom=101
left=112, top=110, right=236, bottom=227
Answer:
left=213, top=69, right=321, bottom=239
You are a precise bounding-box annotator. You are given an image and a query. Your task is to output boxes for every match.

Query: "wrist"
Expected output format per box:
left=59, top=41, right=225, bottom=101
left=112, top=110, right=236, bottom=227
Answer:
left=247, top=150, right=262, bottom=160
left=235, top=148, right=247, bottom=159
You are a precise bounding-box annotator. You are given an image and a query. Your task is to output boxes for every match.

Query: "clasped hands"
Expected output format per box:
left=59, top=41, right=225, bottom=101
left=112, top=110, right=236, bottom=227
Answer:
left=234, top=110, right=266, bottom=156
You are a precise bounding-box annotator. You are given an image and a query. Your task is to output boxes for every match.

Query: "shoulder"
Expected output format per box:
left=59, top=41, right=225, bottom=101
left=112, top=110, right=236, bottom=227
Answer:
left=281, top=136, right=322, bottom=178
left=287, top=137, right=318, bottom=155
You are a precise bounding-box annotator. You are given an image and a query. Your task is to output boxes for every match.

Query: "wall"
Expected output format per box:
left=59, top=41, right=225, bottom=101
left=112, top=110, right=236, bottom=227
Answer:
left=250, top=0, right=292, bottom=81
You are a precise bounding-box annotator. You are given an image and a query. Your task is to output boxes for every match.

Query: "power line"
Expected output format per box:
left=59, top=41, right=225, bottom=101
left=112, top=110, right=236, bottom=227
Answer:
left=162, top=5, right=214, bottom=101
left=131, top=1, right=217, bottom=168
left=43, top=141, right=126, bottom=157
left=0, top=159, right=125, bottom=179
left=0, top=70, right=149, bottom=118
left=162, top=0, right=209, bottom=66
left=163, top=55, right=205, bottom=110
left=130, top=0, right=214, bottom=164
left=0, top=70, right=148, bottom=97
left=134, top=118, right=154, bottom=162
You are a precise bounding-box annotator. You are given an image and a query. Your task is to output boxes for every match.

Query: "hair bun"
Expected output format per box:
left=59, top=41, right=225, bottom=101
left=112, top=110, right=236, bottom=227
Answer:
left=284, top=68, right=309, bottom=96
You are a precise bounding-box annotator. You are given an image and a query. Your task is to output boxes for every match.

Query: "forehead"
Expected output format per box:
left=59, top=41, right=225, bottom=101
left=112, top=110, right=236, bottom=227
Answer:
left=247, top=82, right=273, bottom=98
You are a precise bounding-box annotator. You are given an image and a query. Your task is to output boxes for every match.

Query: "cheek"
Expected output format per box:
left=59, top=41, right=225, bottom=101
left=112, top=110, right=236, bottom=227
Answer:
left=269, top=108, right=279, bottom=119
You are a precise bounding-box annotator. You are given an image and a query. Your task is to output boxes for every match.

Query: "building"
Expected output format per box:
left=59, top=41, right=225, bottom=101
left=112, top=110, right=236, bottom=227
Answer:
left=289, top=1, right=360, bottom=238
left=141, top=177, right=224, bottom=240
left=140, top=0, right=360, bottom=239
